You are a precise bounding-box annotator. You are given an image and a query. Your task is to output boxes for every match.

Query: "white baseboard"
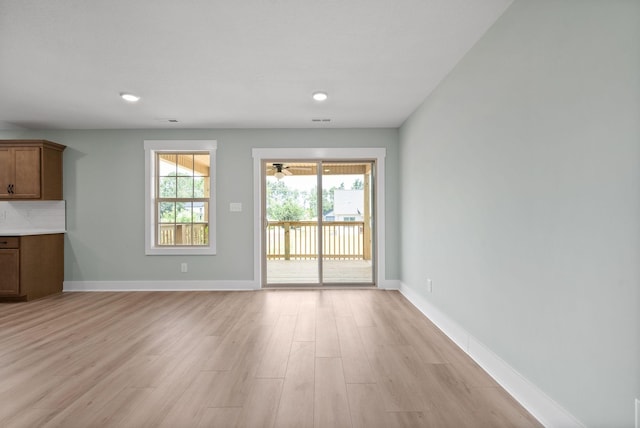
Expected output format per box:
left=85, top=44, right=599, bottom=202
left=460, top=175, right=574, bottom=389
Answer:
left=398, top=282, right=585, bottom=428
left=63, top=279, right=401, bottom=292
left=63, top=280, right=260, bottom=292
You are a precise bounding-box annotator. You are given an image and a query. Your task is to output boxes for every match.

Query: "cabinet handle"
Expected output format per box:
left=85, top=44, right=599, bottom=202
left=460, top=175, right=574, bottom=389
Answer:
left=0, top=241, right=7, bottom=244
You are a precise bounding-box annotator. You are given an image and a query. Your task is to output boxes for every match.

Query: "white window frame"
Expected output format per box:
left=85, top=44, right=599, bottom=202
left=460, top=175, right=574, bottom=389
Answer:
left=144, top=140, right=217, bottom=255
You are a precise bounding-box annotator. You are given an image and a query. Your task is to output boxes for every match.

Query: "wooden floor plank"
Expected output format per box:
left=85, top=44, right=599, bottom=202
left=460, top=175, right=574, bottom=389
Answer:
left=0, top=408, right=59, bottom=428
left=346, top=383, right=390, bottom=428
left=256, top=314, right=296, bottom=378
left=365, top=344, right=430, bottom=412
left=293, top=300, right=317, bottom=342
left=236, top=378, right=284, bottom=428
left=155, top=371, right=219, bottom=428
left=315, top=306, right=341, bottom=358
left=274, top=341, right=315, bottom=428
left=385, top=411, right=429, bottom=427
left=335, top=315, right=376, bottom=384
left=196, top=407, right=242, bottom=428
left=314, top=357, right=352, bottom=428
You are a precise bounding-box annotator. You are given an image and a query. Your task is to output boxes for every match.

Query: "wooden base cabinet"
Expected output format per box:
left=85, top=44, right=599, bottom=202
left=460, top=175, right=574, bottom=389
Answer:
left=0, top=240, right=20, bottom=295
left=0, top=234, right=64, bottom=301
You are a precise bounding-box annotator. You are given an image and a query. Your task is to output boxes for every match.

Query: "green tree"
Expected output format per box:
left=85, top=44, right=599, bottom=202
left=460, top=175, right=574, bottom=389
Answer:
left=351, top=178, right=364, bottom=190
left=266, top=180, right=306, bottom=221
left=306, top=185, right=338, bottom=218
left=270, top=200, right=305, bottom=221
left=158, top=173, right=207, bottom=222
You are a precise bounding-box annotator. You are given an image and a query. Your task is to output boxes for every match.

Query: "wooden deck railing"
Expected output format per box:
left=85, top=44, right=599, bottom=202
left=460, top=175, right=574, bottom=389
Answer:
left=266, top=221, right=366, bottom=260
left=159, top=224, right=207, bottom=246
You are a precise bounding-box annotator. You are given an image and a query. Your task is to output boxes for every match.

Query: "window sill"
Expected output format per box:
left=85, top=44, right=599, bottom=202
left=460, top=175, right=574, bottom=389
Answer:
left=145, top=246, right=216, bottom=256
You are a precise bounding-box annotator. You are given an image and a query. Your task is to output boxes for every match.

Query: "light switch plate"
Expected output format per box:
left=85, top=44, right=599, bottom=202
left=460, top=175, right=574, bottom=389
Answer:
left=230, top=203, right=242, bottom=212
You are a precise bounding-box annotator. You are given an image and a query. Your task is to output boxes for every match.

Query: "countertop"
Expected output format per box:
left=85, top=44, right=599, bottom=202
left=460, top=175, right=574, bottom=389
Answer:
left=0, top=229, right=66, bottom=236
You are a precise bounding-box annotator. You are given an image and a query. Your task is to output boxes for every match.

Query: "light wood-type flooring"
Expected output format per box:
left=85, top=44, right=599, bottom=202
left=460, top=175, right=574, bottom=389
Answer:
left=0, top=290, right=542, bottom=427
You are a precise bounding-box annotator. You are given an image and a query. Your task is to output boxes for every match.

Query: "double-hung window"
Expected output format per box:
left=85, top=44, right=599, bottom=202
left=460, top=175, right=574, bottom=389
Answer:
left=144, top=140, right=216, bottom=255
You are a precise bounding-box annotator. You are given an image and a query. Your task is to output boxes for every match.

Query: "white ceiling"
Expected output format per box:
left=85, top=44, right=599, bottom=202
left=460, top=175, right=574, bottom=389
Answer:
left=0, top=0, right=511, bottom=130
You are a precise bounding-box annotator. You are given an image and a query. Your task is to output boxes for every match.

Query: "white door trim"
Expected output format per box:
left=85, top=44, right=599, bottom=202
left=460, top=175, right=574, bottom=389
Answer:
left=252, top=147, right=387, bottom=288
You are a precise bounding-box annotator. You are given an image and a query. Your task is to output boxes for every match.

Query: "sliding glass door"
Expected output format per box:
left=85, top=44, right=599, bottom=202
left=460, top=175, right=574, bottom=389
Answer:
left=263, top=160, right=374, bottom=286
left=265, top=161, right=319, bottom=284
left=320, top=162, right=373, bottom=284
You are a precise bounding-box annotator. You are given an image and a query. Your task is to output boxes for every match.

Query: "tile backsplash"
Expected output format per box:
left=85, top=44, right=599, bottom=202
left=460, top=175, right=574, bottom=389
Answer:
left=0, top=201, right=66, bottom=232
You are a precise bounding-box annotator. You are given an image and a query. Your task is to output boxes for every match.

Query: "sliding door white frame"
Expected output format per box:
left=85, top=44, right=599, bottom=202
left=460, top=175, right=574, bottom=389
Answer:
left=252, top=147, right=387, bottom=288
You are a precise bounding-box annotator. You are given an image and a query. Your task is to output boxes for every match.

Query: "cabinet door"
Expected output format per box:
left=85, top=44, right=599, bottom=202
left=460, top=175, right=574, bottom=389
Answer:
left=13, top=147, right=41, bottom=198
left=0, top=249, right=20, bottom=295
left=0, top=148, right=13, bottom=198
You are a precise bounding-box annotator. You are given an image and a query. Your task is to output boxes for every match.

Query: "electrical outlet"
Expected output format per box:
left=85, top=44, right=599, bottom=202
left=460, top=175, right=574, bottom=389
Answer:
left=427, top=278, right=433, bottom=293
left=181, top=263, right=188, bottom=273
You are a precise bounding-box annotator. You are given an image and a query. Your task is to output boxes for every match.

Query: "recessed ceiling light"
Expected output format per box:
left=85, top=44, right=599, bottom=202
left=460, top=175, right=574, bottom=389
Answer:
left=120, top=92, right=140, bottom=102
left=312, top=91, right=328, bottom=102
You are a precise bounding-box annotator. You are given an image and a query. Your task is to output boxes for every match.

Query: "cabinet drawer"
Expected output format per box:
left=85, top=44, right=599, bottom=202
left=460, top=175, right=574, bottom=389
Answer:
left=0, top=237, right=19, bottom=249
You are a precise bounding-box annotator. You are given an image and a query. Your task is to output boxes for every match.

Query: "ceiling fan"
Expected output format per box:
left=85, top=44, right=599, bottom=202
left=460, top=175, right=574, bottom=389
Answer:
left=267, top=163, right=293, bottom=179
left=266, top=163, right=312, bottom=179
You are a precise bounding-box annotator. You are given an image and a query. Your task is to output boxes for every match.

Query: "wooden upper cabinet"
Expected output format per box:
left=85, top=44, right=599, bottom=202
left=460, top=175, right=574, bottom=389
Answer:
left=0, top=140, right=65, bottom=200
left=0, top=149, right=13, bottom=197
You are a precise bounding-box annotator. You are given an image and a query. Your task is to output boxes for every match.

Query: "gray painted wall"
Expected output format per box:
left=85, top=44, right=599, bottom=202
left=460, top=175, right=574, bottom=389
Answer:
left=0, top=128, right=399, bottom=283
left=399, top=1, right=639, bottom=426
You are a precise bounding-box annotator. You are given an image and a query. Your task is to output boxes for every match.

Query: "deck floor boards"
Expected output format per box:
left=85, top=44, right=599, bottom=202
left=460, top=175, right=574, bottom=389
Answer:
left=267, top=259, right=373, bottom=284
